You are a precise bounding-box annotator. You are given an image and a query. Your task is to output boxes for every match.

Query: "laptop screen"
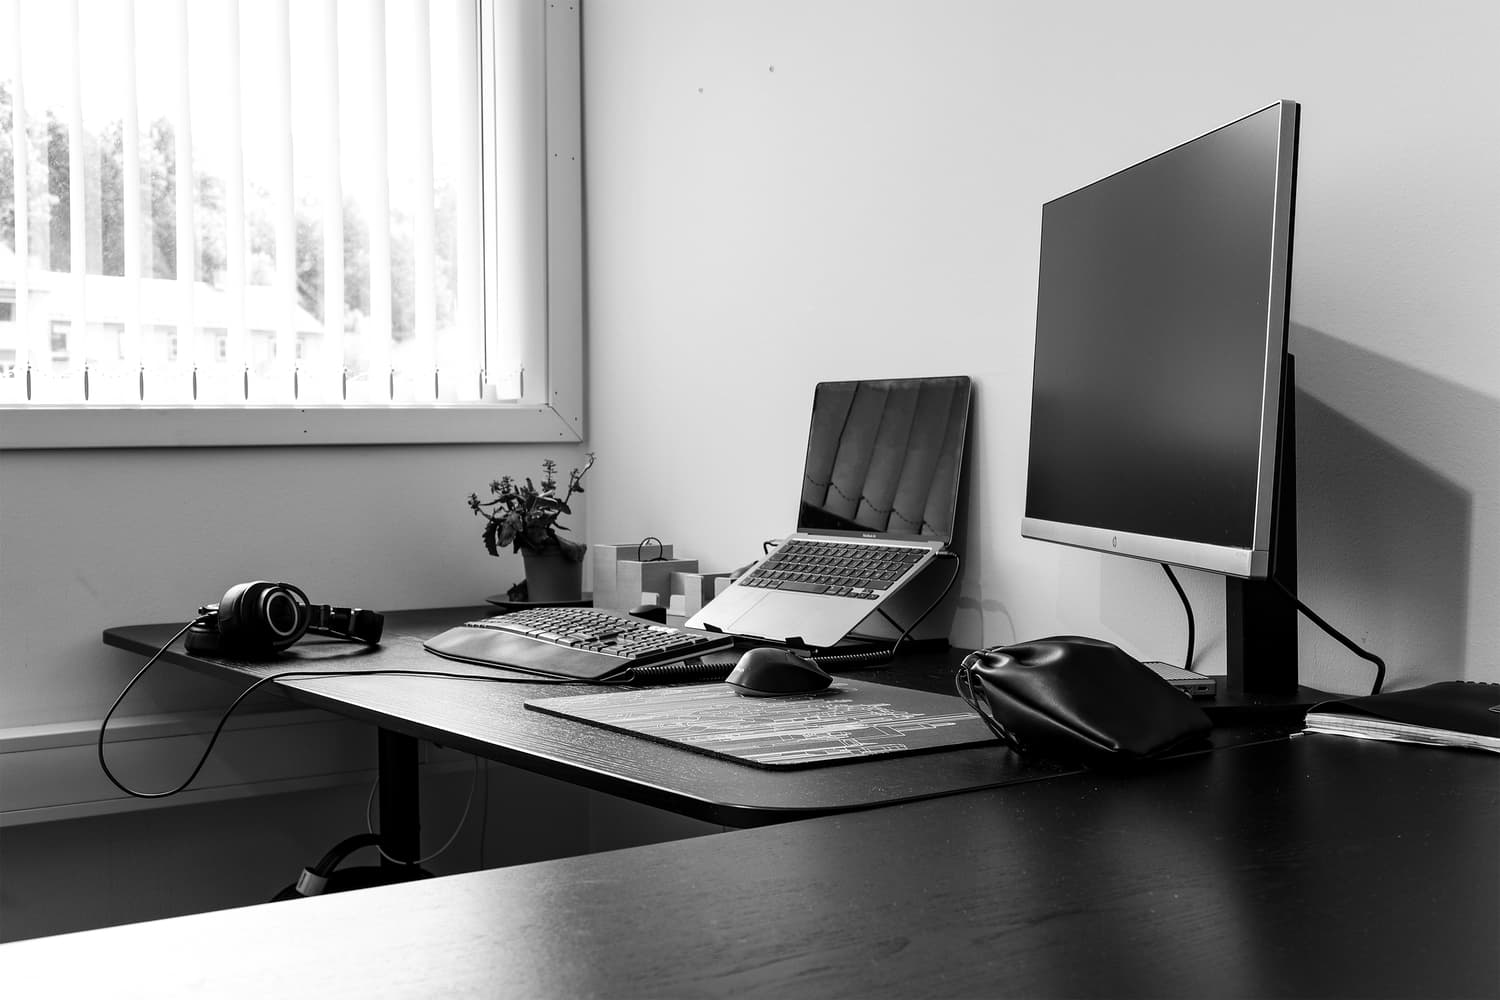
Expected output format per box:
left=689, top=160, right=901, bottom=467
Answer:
left=797, top=376, right=972, bottom=543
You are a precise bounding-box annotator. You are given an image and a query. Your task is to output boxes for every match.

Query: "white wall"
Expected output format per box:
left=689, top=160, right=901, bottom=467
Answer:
left=581, top=0, right=1499, bottom=691
left=0, top=445, right=585, bottom=729
left=0, top=443, right=593, bottom=940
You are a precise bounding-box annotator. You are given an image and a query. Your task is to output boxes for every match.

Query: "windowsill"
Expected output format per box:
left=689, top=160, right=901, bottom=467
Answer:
left=0, top=402, right=584, bottom=449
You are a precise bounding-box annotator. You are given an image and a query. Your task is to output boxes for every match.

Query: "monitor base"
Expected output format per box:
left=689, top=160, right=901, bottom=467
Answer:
left=1201, top=684, right=1336, bottom=727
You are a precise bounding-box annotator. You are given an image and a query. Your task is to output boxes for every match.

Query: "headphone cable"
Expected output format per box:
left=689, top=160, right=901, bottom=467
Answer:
left=97, top=616, right=212, bottom=799
left=99, top=624, right=587, bottom=800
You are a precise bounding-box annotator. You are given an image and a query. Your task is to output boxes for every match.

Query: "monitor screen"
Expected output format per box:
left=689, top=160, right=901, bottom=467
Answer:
left=1022, top=101, right=1299, bottom=579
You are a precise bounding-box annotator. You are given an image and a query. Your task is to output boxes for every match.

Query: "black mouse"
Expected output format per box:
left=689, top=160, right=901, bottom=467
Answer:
left=725, top=647, right=833, bottom=697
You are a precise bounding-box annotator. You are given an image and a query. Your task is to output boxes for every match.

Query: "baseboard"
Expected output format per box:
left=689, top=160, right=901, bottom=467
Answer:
left=0, top=708, right=386, bottom=827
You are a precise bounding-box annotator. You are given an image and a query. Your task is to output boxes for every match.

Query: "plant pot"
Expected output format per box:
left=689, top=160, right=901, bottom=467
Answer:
left=521, top=548, right=585, bottom=604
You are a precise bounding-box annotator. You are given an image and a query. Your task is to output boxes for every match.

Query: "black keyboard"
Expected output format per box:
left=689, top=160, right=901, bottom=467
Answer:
left=738, top=539, right=928, bottom=599
left=423, top=606, right=735, bottom=682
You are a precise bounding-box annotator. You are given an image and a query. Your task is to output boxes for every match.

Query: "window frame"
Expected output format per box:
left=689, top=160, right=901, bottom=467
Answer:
left=0, top=0, right=583, bottom=450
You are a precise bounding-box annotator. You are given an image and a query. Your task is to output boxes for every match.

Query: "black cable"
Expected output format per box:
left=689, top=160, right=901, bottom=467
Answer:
left=98, top=623, right=595, bottom=800
left=308, top=833, right=384, bottom=879
left=97, top=616, right=212, bottom=799
left=1160, top=563, right=1196, bottom=671
left=1270, top=577, right=1386, bottom=695
left=626, top=657, right=741, bottom=684
left=809, top=553, right=963, bottom=671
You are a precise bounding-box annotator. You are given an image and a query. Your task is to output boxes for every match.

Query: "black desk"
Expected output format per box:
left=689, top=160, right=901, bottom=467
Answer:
left=101, top=607, right=1073, bottom=847
left=4, top=734, right=1494, bottom=997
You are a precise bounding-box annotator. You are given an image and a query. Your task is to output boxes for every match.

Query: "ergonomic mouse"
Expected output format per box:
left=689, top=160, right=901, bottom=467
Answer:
left=725, top=647, right=833, bottom=697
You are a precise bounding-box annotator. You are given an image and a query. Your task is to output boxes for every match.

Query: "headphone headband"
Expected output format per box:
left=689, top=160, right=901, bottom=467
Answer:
left=305, top=604, right=385, bottom=645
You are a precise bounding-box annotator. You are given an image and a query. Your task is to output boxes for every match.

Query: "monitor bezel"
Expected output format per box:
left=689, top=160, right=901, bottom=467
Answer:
left=1020, top=100, right=1300, bottom=580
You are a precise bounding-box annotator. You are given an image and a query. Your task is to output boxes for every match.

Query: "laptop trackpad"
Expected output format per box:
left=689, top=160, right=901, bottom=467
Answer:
left=687, top=586, right=770, bottom=635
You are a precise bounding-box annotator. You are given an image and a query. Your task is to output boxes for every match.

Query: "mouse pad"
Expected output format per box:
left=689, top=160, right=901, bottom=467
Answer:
left=524, top=679, right=998, bottom=769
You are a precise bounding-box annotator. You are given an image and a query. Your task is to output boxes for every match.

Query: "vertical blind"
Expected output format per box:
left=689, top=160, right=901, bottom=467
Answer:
left=0, top=0, right=503, bottom=406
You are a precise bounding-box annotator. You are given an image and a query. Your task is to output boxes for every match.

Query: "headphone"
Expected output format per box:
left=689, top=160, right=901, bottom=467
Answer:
left=185, top=581, right=384, bottom=659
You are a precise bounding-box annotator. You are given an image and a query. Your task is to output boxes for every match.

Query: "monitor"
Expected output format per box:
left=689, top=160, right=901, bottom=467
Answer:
left=1022, top=100, right=1302, bottom=695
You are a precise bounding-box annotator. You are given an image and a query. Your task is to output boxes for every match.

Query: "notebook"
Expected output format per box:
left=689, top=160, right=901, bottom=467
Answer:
left=687, top=375, right=972, bottom=650
left=1303, top=681, right=1500, bottom=754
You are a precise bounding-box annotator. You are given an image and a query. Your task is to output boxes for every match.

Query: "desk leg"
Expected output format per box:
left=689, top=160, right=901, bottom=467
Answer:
left=377, top=729, right=421, bottom=867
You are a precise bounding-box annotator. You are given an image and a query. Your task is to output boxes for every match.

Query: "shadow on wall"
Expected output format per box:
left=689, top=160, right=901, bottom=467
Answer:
left=943, top=390, right=1021, bottom=652
left=1291, top=324, right=1481, bottom=690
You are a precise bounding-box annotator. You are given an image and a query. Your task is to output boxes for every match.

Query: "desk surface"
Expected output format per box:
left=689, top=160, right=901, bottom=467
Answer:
left=5, top=734, right=1495, bottom=998
left=103, top=606, right=1075, bottom=827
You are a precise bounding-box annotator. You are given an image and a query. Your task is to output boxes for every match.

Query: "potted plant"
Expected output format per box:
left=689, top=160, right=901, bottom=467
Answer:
left=467, top=453, right=596, bottom=603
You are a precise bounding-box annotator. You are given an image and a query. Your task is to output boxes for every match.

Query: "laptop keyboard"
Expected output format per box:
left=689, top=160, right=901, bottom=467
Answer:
left=738, top=539, right=927, bottom=599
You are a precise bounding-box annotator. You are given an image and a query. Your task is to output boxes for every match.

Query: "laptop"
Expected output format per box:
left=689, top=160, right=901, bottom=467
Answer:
left=687, top=375, right=972, bottom=650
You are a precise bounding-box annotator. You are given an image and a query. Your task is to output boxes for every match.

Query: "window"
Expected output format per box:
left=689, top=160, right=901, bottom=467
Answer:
left=0, top=0, right=581, bottom=447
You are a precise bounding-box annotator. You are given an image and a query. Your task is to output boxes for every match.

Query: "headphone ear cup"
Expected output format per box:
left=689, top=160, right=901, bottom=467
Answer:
left=183, top=616, right=224, bottom=655
left=217, top=581, right=310, bottom=657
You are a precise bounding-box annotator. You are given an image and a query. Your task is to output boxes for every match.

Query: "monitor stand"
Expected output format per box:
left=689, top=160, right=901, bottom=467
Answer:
left=1209, top=355, right=1332, bottom=725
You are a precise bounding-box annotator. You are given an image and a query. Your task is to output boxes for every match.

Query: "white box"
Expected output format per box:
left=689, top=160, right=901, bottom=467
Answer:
left=617, top=558, right=698, bottom=612
left=591, top=542, right=673, bottom=610
left=671, top=571, right=733, bottom=618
